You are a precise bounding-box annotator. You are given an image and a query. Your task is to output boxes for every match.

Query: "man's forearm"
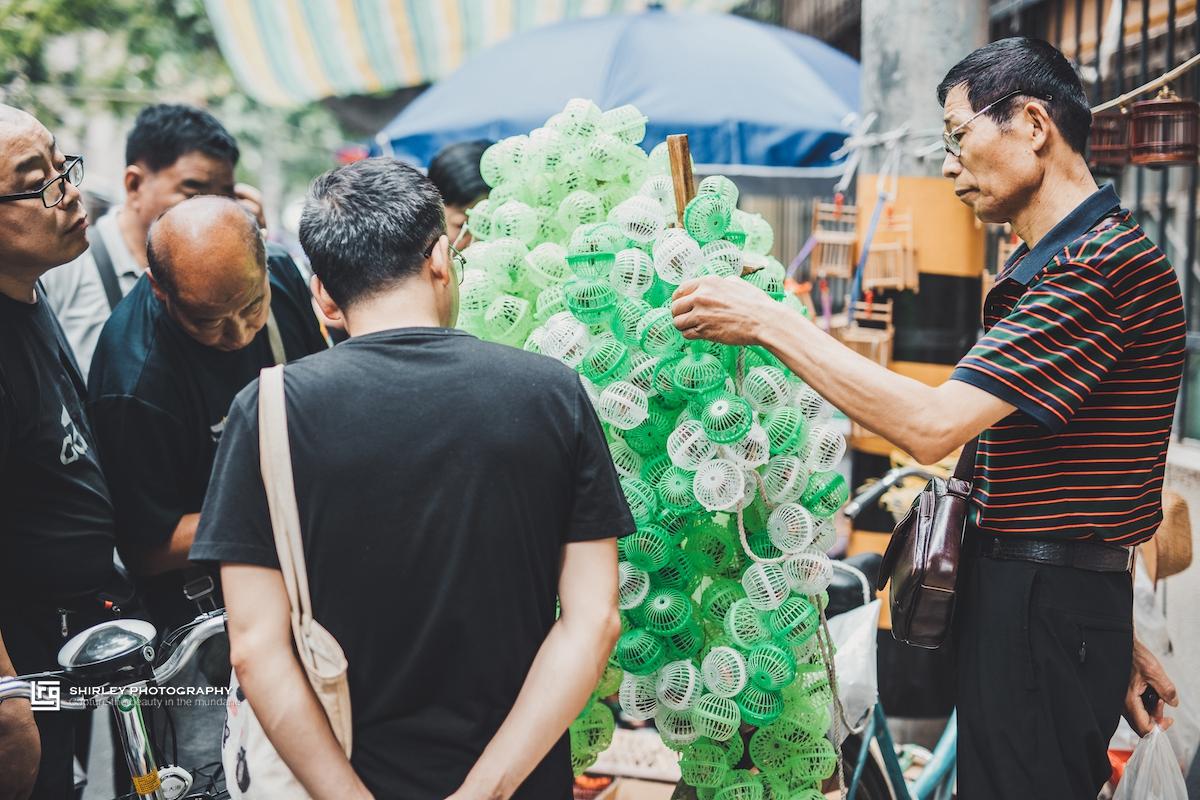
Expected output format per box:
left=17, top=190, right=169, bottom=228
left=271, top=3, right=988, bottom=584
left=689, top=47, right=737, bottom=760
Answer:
left=233, top=646, right=370, bottom=800
left=134, top=513, right=200, bottom=575
left=0, top=637, right=39, bottom=800
left=454, top=613, right=621, bottom=800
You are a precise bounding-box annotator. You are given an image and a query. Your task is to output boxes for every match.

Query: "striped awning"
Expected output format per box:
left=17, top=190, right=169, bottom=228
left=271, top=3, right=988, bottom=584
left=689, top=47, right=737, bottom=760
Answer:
left=203, top=0, right=741, bottom=107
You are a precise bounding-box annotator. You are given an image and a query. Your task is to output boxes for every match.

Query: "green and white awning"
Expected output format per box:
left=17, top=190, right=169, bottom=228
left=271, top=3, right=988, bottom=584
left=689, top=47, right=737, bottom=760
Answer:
left=203, top=0, right=740, bottom=107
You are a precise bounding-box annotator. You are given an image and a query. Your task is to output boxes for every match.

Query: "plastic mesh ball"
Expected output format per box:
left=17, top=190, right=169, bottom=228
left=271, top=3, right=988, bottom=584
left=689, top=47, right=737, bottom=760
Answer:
left=532, top=285, right=565, bottom=322
left=734, top=685, right=783, bottom=728
left=482, top=238, right=530, bottom=292
left=615, top=627, right=667, bottom=675
left=566, top=252, right=616, bottom=282
left=693, top=459, right=745, bottom=512
left=580, top=334, right=631, bottom=385
left=483, top=294, right=532, bottom=345
left=656, top=659, right=702, bottom=711
left=701, top=646, right=748, bottom=698
left=557, top=190, right=606, bottom=231
left=699, top=578, right=745, bottom=627
left=811, top=517, right=837, bottom=553
left=692, top=694, right=741, bottom=742
left=743, top=263, right=784, bottom=296
left=618, top=560, right=651, bottom=610
left=683, top=194, right=733, bottom=244
left=620, top=477, right=658, bottom=525
left=672, top=347, right=727, bottom=397
left=597, top=381, right=649, bottom=431
left=798, top=424, right=846, bottom=473
left=610, top=248, right=656, bottom=298
left=524, top=242, right=569, bottom=289
left=767, top=503, right=816, bottom=554
left=619, top=672, right=659, bottom=721
left=697, top=239, right=743, bottom=278
left=639, top=174, right=677, bottom=217
left=522, top=327, right=545, bottom=355
left=651, top=546, right=700, bottom=594
left=724, top=598, right=770, bottom=649
left=601, top=104, right=648, bottom=144
left=610, top=296, right=652, bottom=346
left=790, top=698, right=832, bottom=737
left=761, top=455, right=809, bottom=505
left=583, top=132, right=627, bottom=181
left=465, top=199, right=494, bottom=241
left=656, top=465, right=700, bottom=513
left=624, top=351, right=660, bottom=396
left=800, top=471, right=848, bottom=518
left=656, top=707, right=700, bottom=748
left=781, top=549, right=833, bottom=595
left=624, top=524, right=672, bottom=572
left=523, top=125, right=565, bottom=175
left=458, top=268, right=499, bottom=320
left=792, top=384, right=833, bottom=424
left=666, top=419, right=716, bottom=470
left=762, top=407, right=806, bottom=456
left=540, top=313, right=590, bottom=367
left=742, top=562, right=790, bottom=611
left=663, top=617, right=705, bottom=660
left=571, top=700, right=614, bottom=756
left=790, top=734, right=836, bottom=783
left=624, top=405, right=674, bottom=456
left=737, top=211, right=775, bottom=256
left=479, top=137, right=526, bottom=187
left=698, top=175, right=740, bottom=208
left=651, top=356, right=687, bottom=407
left=564, top=277, right=616, bottom=325
left=748, top=720, right=804, bottom=774
left=742, top=367, right=792, bottom=413
left=698, top=393, right=754, bottom=445
left=747, top=642, right=796, bottom=692
left=791, top=661, right=834, bottom=709
left=640, top=587, right=694, bottom=636
left=610, top=195, right=666, bottom=245
left=679, top=740, right=732, bottom=789
left=767, top=596, right=818, bottom=647
left=714, top=769, right=763, bottom=800
left=555, top=98, right=602, bottom=141
left=638, top=307, right=686, bottom=357
left=569, top=221, right=625, bottom=255
left=720, top=423, right=770, bottom=469
left=653, top=229, right=702, bottom=284
left=490, top=200, right=539, bottom=244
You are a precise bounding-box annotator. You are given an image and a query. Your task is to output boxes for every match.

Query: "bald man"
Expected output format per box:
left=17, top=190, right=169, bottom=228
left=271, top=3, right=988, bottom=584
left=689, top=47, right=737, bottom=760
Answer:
left=87, top=196, right=326, bottom=771
left=0, top=104, right=129, bottom=799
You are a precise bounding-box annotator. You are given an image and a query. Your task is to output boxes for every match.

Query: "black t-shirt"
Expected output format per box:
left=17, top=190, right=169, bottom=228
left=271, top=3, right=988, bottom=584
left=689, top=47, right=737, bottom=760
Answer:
left=190, top=328, right=634, bottom=800
left=87, top=249, right=327, bottom=630
left=0, top=287, right=117, bottom=608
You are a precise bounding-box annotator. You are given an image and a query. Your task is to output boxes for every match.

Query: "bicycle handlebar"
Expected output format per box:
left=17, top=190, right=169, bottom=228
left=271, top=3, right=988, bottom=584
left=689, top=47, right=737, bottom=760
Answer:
left=152, top=613, right=226, bottom=685
left=843, top=465, right=937, bottom=521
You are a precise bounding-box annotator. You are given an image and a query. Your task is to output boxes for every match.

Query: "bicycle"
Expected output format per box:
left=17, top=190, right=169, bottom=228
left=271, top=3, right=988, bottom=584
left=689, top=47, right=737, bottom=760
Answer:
left=0, top=609, right=229, bottom=800
left=830, top=466, right=958, bottom=800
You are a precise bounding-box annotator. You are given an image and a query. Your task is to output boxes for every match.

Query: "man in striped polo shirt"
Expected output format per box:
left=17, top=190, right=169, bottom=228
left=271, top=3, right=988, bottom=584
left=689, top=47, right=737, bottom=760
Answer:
left=670, top=38, right=1186, bottom=799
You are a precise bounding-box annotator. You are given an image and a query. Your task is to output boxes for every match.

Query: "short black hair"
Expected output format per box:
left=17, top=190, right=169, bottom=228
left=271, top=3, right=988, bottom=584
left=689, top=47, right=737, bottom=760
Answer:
left=427, top=140, right=492, bottom=207
left=125, top=104, right=240, bottom=172
left=937, top=37, right=1092, bottom=154
left=300, top=158, right=445, bottom=309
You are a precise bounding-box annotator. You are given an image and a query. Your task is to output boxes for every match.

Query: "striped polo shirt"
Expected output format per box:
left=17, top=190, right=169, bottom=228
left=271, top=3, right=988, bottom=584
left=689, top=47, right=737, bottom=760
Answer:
left=951, top=184, right=1186, bottom=545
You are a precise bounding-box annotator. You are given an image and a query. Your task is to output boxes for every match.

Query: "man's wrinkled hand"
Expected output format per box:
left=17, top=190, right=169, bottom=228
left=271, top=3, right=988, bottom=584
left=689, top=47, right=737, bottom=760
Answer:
left=670, top=275, right=793, bottom=346
left=1125, top=638, right=1179, bottom=735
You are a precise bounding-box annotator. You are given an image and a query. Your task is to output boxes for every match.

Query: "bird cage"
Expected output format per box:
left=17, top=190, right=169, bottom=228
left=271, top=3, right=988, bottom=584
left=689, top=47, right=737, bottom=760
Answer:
left=836, top=295, right=894, bottom=439
left=861, top=210, right=917, bottom=293
left=1088, top=109, right=1130, bottom=175
left=1130, top=86, right=1200, bottom=167
left=810, top=201, right=858, bottom=280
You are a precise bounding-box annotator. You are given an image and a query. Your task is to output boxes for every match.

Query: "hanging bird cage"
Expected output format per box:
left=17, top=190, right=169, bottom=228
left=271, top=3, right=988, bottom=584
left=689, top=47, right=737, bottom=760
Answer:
left=861, top=210, right=917, bottom=293
left=1088, top=109, right=1130, bottom=174
left=1130, top=86, right=1200, bottom=167
left=836, top=295, right=894, bottom=439
left=810, top=201, right=858, bottom=280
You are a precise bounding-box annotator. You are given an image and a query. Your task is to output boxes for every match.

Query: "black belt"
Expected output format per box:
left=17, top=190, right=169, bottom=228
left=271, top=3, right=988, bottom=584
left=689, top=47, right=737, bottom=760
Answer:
left=980, top=535, right=1134, bottom=573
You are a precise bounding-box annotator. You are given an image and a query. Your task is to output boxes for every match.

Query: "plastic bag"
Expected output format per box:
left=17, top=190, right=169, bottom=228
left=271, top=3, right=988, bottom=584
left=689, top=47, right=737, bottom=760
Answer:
left=1114, top=725, right=1188, bottom=800
left=826, top=599, right=881, bottom=744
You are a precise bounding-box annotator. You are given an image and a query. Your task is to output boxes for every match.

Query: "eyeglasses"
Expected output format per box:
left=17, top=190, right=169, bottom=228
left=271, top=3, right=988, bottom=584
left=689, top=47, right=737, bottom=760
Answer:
left=942, top=92, right=1051, bottom=157
left=424, top=234, right=465, bottom=284
left=0, top=156, right=85, bottom=208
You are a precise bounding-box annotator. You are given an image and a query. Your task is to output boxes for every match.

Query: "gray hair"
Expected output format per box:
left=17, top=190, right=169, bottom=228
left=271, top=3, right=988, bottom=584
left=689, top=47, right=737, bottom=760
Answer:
left=299, top=157, right=445, bottom=308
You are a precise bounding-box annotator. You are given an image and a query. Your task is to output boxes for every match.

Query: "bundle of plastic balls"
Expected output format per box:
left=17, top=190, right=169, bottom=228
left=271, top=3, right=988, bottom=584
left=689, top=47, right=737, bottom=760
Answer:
left=459, top=99, right=850, bottom=798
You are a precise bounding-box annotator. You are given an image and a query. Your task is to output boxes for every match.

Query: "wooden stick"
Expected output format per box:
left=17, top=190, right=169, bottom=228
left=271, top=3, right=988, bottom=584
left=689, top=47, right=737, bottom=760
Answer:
left=667, top=134, right=695, bottom=227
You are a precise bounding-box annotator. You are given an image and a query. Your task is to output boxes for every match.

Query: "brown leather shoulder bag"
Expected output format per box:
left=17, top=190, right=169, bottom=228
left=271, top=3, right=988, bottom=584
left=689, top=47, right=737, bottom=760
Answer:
left=876, top=438, right=977, bottom=649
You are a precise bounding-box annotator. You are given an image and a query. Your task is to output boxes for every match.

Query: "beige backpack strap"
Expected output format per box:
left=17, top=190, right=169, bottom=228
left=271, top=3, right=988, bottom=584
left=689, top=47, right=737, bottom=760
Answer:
left=266, top=310, right=287, bottom=366
left=257, top=365, right=314, bottom=640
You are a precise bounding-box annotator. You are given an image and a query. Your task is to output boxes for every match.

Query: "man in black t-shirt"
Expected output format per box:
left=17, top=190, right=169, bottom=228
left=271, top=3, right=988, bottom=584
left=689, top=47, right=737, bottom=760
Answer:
left=87, top=196, right=327, bottom=774
left=0, top=104, right=126, bottom=799
left=191, top=158, right=631, bottom=800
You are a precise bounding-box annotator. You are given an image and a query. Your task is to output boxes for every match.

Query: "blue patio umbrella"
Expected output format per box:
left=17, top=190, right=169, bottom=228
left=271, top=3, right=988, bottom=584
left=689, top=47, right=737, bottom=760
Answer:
left=372, top=8, right=859, bottom=168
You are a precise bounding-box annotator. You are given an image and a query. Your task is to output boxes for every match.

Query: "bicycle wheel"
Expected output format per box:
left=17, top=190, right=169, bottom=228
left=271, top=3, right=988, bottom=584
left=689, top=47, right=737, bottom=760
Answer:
left=840, top=732, right=898, bottom=800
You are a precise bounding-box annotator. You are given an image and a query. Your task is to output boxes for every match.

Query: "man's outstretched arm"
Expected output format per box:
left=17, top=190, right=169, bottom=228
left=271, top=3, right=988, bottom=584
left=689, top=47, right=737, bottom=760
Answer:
left=0, top=630, right=39, bottom=800
left=447, top=537, right=622, bottom=800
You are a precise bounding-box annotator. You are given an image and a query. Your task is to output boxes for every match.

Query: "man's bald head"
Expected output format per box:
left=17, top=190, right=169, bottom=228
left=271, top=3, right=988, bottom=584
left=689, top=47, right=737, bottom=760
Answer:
left=146, top=196, right=272, bottom=352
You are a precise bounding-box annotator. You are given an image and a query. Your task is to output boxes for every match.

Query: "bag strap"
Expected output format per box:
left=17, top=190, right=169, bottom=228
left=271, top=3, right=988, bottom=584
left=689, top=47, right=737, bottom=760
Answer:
left=87, top=228, right=123, bottom=312
left=257, top=364, right=315, bottom=638
left=266, top=310, right=287, bottom=366
left=952, top=437, right=979, bottom=483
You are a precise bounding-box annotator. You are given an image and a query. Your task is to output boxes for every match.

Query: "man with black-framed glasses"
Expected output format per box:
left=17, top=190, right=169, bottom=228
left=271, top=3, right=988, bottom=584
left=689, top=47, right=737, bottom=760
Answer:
left=0, top=104, right=129, bottom=799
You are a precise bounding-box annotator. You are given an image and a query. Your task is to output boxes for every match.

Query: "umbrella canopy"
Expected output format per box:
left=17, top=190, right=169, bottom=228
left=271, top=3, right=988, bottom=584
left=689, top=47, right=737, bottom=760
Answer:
left=373, top=9, right=859, bottom=168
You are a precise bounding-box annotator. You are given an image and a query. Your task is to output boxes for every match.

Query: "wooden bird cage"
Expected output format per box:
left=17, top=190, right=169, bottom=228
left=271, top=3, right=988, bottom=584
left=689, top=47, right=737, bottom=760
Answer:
left=836, top=296, right=894, bottom=439
left=1130, top=87, right=1200, bottom=167
left=861, top=210, right=918, bottom=293
left=810, top=201, right=858, bottom=280
left=1088, top=109, right=1130, bottom=175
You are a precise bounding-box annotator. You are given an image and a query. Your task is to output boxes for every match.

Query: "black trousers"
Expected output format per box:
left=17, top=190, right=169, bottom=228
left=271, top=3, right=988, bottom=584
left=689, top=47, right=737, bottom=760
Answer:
left=955, top=548, right=1133, bottom=799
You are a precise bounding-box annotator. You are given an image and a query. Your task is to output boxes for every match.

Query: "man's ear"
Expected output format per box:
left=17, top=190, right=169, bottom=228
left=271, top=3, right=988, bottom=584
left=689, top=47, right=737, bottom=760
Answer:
left=146, top=268, right=168, bottom=305
left=124, top=164, right=146, bottom=206
left=428, top=234, right=453, bottom=287
left=1025, top=100, right=1053, bottom=153
left=311, top=274, right=344, bottom=323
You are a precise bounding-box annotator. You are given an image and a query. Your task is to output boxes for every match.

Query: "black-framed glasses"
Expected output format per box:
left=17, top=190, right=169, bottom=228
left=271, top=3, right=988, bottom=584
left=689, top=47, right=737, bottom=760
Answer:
left=0, top=156, right=84, bottom=208
left=424, top=234, right=465, bottom=284
left=942, top=92, right=1052, bottom=157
